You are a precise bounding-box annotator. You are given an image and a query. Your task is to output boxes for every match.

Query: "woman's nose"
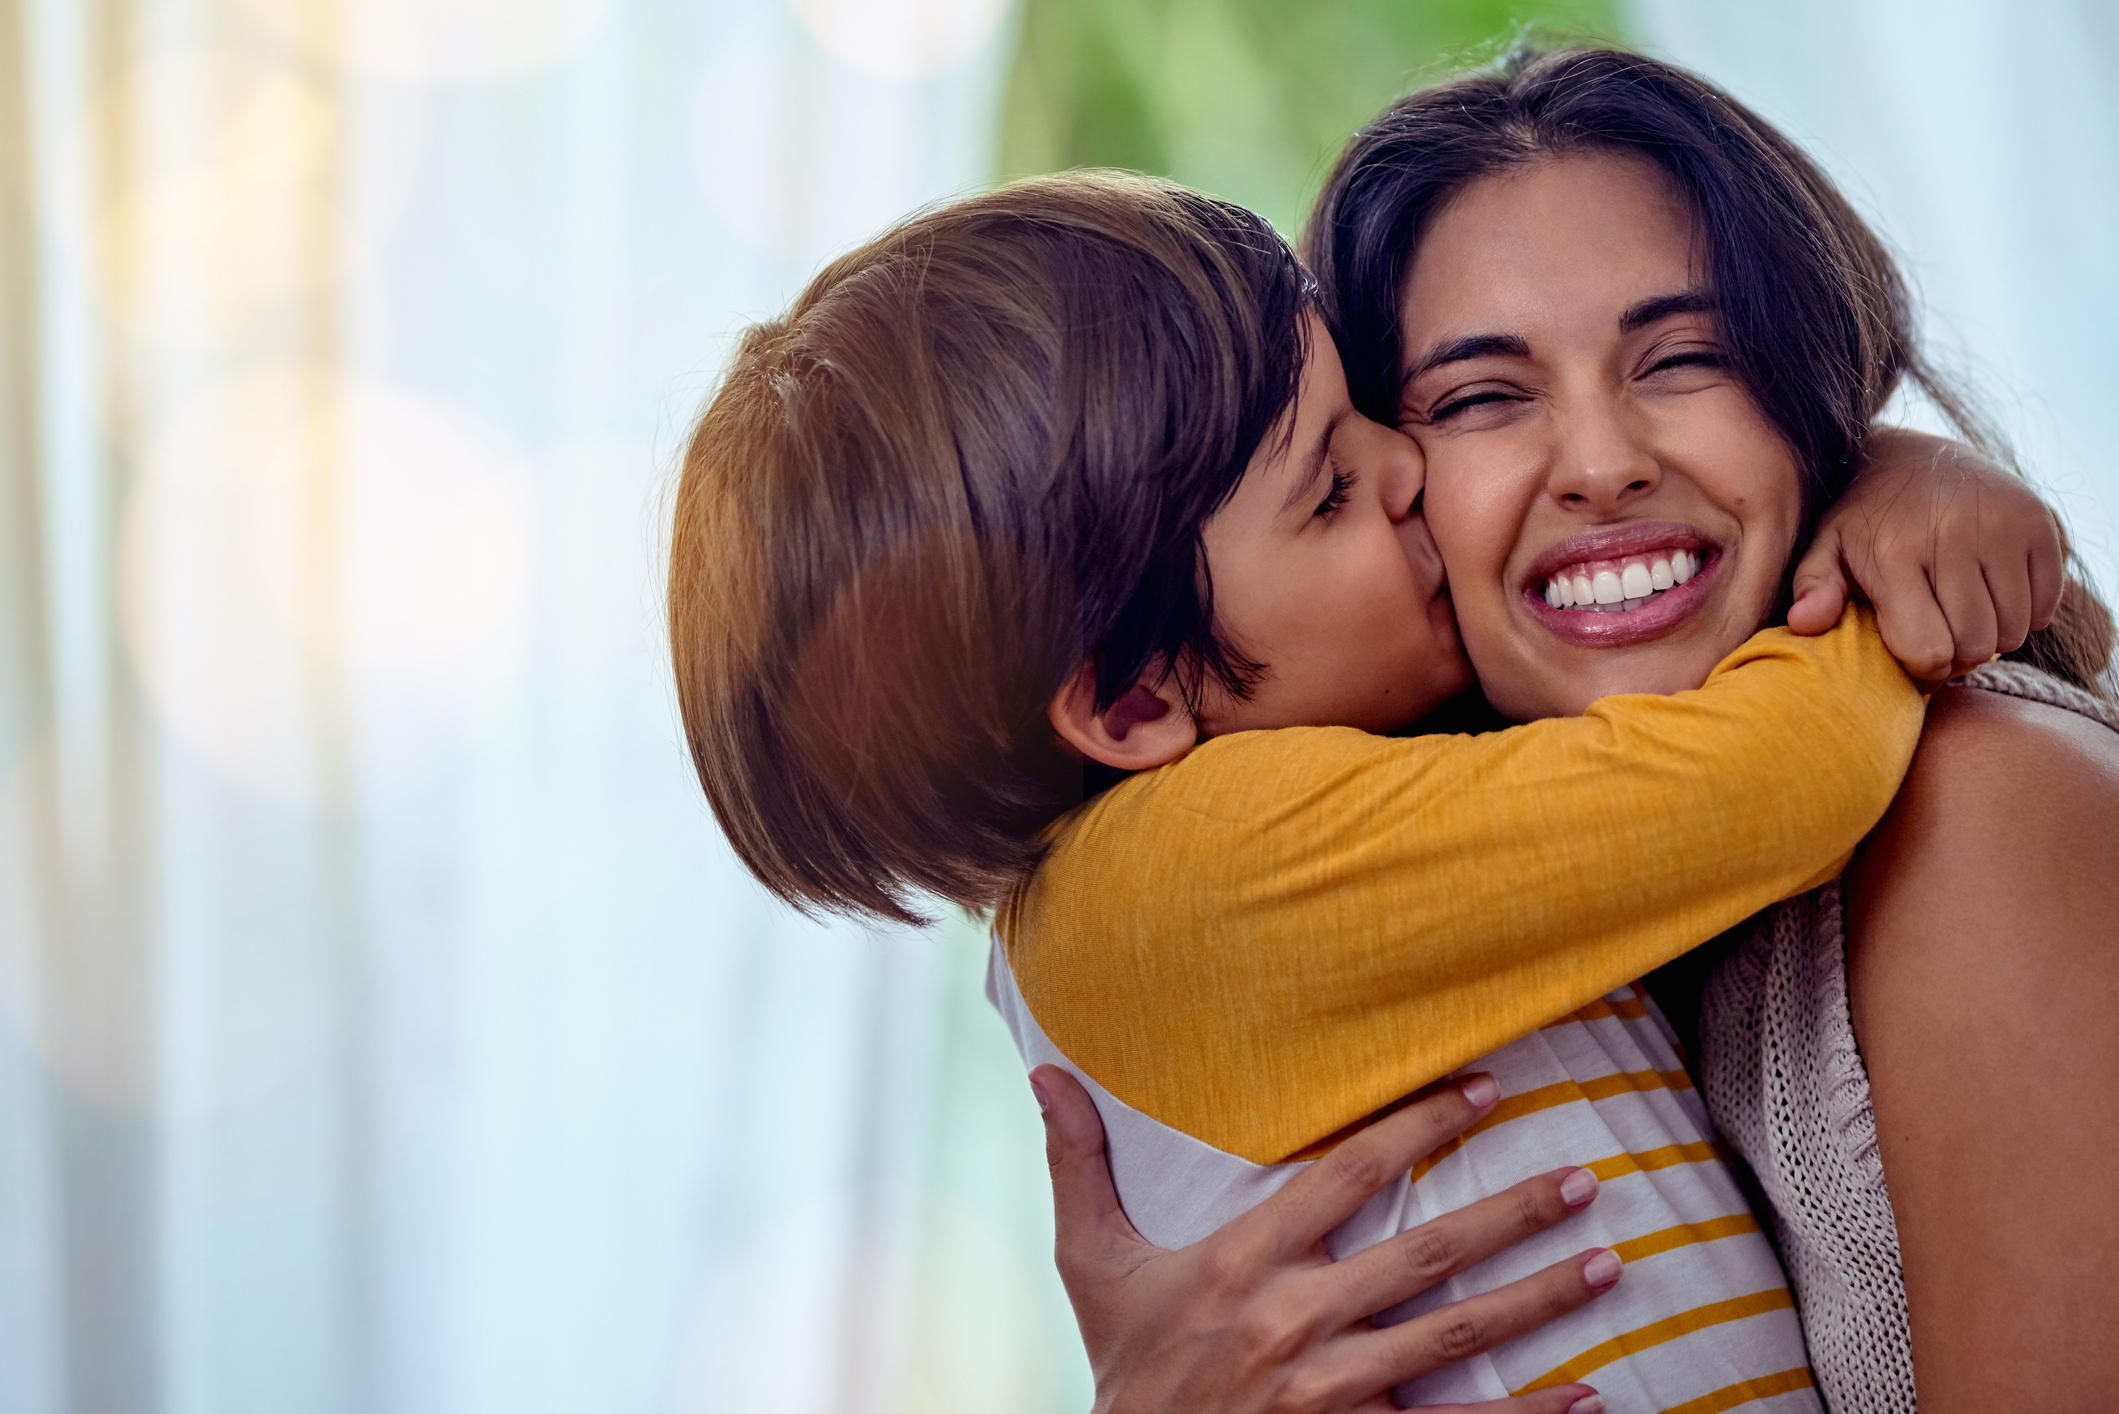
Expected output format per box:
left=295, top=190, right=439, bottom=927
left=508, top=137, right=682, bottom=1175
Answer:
left=1546, top=403, right=1660, bottom=514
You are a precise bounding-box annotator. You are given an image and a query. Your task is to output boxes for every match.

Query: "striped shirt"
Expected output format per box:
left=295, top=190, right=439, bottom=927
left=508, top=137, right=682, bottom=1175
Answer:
left=991, top=951, right=1821, bottom=1412
left=989, top=619, right=1921, bottom=1411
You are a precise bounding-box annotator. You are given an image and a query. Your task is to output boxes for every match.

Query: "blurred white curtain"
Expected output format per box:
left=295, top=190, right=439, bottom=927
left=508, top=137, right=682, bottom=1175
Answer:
left=1627, top=0, right=2119, bottom=601
left=0, top=2, right=1088, bottom=1412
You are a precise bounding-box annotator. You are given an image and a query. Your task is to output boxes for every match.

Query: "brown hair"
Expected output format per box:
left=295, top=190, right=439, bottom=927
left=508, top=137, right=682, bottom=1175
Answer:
left=669, top=172, right=1310, bottom=925
left=1304, top=45, right=2112, bottom=692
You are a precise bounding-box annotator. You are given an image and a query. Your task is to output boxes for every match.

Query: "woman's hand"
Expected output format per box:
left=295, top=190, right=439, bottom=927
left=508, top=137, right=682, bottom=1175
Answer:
left=1786, top=428, right=2065, bottom=681
left=1035, top=1065, right=1616, bottom=1414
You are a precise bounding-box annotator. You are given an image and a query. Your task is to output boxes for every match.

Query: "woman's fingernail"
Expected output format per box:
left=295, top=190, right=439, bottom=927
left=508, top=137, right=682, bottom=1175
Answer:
left=1559, top=1167, right=1599, bottom=1208
left=1030, top=1075, right=1051, bottom=1114
left=1581, top=1248, right=1622, bottom=1290
left=1567, top=1395, right=1606, bottom=1414
left=1460, top=1073, right=1500, bottom=1112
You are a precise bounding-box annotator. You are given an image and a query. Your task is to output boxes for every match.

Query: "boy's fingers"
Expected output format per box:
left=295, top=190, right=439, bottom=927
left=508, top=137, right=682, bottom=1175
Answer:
left=1869, top=563, right=1955, bottom=682
left=1328, top=1167, right=1598, bottom=1325
left=1034, top=1065, right=1159, bottom=1284
left=1983, top=560, right=2035, bottom=658
left=2029, top=536, right=2065, bottom=632
left=1785, top=544, right=1849, bottom=636
left=1243, top=1076, right=1500, bottom=1262
left=1933, top=558, right=1999, bottom=675
left=1788, top=568, right=1856, bottom=635
left=1331, top=1248, right=1618, bottom=1396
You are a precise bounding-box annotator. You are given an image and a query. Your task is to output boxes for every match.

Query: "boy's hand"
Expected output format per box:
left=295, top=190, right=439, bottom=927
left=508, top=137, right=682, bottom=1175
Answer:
left=1037, top=1064, right=1613, bottom=1414
left=1787, top=428, right=2064, bottom=682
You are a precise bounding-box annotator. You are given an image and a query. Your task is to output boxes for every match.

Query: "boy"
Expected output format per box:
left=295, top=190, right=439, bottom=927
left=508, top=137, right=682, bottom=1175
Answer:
left=670, top=173, right=2052, bottom=1409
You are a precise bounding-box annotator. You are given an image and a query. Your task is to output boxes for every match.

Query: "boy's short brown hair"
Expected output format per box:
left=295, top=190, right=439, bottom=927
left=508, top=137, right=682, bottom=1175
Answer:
left=669, top=172, right=1310, bottom=924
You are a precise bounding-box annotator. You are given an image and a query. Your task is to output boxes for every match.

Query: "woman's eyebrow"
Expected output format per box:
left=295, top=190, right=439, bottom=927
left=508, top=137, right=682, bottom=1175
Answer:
left=1400, top=332, right=1530, bottom=386
left=1621, top=289, right=1716, bottom=331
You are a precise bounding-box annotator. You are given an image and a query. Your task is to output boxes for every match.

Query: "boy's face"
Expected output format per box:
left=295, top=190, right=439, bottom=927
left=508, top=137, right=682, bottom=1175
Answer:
left=1193, top=313, right=1474, bottom=736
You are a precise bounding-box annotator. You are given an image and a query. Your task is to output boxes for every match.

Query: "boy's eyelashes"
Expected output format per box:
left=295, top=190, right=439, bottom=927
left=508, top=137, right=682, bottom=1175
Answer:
left=1313, top=467, right=1354, bottom=518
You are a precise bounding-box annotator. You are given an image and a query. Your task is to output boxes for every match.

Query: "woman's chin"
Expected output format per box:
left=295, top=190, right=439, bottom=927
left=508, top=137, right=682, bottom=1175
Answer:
left=1484, top=629, right=1744, bottom=722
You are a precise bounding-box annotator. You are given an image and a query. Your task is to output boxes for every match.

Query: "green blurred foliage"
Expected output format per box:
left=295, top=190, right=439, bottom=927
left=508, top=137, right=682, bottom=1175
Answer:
left=998, top=0, right=1627, bottom=237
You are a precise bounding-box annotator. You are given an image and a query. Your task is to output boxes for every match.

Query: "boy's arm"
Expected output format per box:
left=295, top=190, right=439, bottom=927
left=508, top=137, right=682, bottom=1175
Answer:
left=1009, top=607, right=1921, bottom=1164
left=1787, top=428, right=2065, bottom=680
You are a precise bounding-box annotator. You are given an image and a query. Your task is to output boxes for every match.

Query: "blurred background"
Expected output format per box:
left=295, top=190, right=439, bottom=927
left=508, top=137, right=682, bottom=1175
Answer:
left=1, top=1, right=2112, bottom=1411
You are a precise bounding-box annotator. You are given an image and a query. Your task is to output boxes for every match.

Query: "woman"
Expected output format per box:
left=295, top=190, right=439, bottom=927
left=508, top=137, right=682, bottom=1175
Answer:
left=1046, top=47, right=2119, bottom=1414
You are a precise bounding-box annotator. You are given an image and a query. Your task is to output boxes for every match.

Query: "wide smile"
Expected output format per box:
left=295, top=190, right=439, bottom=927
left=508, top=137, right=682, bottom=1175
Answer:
left=1519, top=522, right=1722, bottom=648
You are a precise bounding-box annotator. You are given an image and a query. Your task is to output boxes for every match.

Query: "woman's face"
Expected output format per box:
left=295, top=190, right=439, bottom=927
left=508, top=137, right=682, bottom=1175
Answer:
left=1395, top=151, right=1803, bottom=722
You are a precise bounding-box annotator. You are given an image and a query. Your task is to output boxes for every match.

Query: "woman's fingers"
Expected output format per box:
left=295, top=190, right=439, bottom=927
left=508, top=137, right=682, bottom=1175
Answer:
left=1033, top=1065, right=1160, bottom=1289
left=1327, top=1167, right=1601, bottom=1326
left=1236, top=1076, right=1502, bottom=1263
left=1385, top=1388, right=1603, bottom=1414
left=1321, top=1248, right=1620, bottom=1402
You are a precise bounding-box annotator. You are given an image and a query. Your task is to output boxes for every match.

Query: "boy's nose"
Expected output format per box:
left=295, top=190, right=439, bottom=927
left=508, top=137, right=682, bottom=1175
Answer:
left=1379, top=431, right=1427, bottom=522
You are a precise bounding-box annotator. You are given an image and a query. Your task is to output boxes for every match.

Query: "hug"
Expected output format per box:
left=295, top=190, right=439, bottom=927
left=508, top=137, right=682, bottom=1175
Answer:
left=671, top=45, right=2119, bottom=1414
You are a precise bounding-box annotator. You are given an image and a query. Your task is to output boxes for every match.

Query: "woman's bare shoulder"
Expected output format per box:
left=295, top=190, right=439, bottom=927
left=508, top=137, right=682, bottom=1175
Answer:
left=1851, top=683, right=2119, bottom=916
left=1903, top=683, right=2119, bottom=807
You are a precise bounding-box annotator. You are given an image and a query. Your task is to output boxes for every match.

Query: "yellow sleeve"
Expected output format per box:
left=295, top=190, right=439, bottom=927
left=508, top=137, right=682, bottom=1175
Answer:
left=999, top=606, right=1922, bottom=1164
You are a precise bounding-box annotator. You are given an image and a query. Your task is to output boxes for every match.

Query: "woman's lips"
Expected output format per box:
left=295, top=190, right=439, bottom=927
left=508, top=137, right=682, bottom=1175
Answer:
left=1520, top=523, right=1721, bottom=647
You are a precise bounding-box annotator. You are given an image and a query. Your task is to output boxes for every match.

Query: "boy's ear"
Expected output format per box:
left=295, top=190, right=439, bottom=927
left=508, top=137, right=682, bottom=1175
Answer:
left=1047, top=662, right=1196, bottom=772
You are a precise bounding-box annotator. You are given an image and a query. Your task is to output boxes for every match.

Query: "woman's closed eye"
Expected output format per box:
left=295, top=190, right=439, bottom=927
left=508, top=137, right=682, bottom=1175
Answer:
left=1418, top=382, right=1531, bottom=428
left=1638, top=344, right=1729, bottom=389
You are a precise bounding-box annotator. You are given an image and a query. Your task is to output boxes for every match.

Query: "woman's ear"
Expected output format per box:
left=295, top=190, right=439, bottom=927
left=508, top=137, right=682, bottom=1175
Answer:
left=1047, top=662, right=1196, bottom=772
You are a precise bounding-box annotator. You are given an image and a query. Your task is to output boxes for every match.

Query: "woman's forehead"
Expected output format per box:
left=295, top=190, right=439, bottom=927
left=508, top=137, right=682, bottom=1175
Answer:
left=1400, top=154, right=1699, bottom=341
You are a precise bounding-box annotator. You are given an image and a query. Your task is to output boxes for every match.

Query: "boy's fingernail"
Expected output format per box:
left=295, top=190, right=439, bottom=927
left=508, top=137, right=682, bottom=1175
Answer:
left=1460, top=1073, right=1500, bottom=1112
left=1581, top=1248, right=1622, bottom=1291
left=1029, top=1075, right=1051, bottom=1114
left=1559, top=1167, right=1599, bottom=1208
left=1567, top=1395, right=1606, bottom=1414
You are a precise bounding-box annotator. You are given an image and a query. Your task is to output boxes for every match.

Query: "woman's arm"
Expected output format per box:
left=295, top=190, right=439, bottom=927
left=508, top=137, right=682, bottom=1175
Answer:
left=1034, top=1065, right=1613, bottom=1414
left=1845, top=685, right=2119, bottom=1411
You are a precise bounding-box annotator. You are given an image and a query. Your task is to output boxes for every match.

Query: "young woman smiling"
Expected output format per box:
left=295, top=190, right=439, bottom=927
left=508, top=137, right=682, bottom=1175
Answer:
left=1041, top=47, right=2119, bottom=1414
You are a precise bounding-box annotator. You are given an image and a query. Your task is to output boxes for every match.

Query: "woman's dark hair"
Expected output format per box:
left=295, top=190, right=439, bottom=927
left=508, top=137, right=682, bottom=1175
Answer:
left=1304, top=45, right=2112, bottom=692
left=670, top=172, right=1308, bottom=923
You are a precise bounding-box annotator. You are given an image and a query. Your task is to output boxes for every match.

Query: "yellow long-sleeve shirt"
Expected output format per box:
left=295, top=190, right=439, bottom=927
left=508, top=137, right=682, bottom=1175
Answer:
left=991, top=609, right=1919, bottom=1411
left=998, top=608, right=1918, bottom=1166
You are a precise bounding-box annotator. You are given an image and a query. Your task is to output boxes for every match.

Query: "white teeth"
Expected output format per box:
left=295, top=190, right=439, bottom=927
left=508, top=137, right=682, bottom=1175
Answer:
left=1544, top=549, right=1709, bottom=610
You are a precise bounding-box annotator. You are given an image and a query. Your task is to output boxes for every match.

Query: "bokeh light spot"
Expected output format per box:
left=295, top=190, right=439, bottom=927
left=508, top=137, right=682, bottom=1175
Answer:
left=237, top=0, right=620, bottom=82
left=789, top=0, right=1014, bottom=82
left=121, top=368, right=538, bottom=806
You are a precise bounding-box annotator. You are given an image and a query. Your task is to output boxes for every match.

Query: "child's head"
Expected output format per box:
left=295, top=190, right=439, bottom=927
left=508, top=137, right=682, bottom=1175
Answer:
left=673, top=173, right=1362, bottom=923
